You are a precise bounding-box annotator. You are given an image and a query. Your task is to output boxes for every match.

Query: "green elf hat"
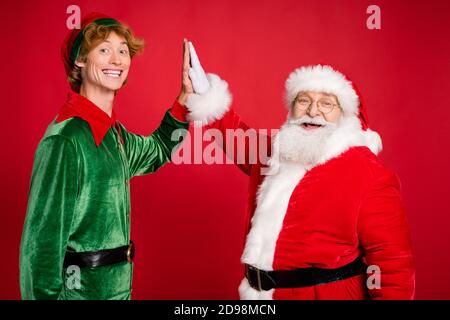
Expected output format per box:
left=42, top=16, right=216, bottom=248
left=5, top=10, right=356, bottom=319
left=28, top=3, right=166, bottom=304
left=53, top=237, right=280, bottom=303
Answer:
left=61, top=12, right=120, bottom=90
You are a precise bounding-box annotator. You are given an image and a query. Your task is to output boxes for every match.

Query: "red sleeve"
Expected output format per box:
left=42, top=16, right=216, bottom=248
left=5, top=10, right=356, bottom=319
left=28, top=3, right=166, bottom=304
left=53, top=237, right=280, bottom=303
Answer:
left=169, top=100, right=188, bottom=122
left=205, top=109, right=270, bottom=176
left=358, top=170, right=415, bottom=300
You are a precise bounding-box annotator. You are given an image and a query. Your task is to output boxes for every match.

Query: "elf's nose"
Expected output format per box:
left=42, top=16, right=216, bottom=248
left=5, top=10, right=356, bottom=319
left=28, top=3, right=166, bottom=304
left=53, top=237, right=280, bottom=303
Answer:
left=109, top=51, right=122, bottom=66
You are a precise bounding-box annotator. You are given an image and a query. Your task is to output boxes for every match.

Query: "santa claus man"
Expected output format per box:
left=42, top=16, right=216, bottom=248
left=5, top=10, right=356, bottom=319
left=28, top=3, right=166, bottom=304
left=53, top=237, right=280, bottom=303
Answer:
left=185, top=43, right=415, bottom=300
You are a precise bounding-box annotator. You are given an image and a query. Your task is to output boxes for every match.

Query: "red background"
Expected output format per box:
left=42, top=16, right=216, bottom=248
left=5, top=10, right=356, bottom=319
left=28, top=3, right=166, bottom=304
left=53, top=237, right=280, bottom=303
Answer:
left=1, top=0, right=450, bottom=299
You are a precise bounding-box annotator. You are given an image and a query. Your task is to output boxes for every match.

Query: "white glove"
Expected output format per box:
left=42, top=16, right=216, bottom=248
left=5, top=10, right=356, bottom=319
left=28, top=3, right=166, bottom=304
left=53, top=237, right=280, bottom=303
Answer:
left=188, top=42, right=210, bottom=94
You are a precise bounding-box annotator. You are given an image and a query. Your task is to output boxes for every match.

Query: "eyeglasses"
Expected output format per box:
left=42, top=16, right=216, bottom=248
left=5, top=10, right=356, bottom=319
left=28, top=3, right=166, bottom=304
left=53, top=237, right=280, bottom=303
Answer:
left=294, top=96, right=340, bottom=114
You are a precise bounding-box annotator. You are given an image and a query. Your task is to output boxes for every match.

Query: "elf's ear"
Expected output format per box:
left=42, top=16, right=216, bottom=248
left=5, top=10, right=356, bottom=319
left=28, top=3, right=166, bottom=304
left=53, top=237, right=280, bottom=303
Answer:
left=75, top=59, right=86, bottom=68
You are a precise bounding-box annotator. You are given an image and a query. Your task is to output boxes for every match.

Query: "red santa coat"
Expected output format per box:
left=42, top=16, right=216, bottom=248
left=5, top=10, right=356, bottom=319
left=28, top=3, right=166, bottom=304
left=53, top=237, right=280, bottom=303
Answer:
left=187, top=74, right=415, bottom=300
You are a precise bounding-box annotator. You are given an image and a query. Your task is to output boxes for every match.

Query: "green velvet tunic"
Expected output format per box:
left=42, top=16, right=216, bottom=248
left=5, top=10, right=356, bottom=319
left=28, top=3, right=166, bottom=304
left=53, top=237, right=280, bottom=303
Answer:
left=20, top=110, right=188, bottom=300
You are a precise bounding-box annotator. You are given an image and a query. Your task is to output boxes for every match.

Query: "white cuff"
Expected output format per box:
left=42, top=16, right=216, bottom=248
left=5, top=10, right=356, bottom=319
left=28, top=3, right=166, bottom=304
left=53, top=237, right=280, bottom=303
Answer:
left=186, top=73, right=232, bottom=125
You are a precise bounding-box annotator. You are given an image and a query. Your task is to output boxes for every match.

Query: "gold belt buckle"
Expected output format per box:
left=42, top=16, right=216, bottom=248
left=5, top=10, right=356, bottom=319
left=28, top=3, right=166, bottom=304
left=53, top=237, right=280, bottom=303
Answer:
left=256, top=267, right=262, bottom=291
left=126, top=241, right=135, bottom=263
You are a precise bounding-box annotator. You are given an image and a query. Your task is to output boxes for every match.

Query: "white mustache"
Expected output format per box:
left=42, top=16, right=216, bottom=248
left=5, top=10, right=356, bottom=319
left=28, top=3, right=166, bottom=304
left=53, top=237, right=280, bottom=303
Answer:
left=287, top=115, right=330, bottom=126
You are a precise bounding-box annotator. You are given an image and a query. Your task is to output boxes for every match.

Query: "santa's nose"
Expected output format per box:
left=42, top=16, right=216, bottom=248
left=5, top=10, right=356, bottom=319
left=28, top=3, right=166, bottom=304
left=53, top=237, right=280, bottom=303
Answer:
left=307, top=101, right=321, bottom=117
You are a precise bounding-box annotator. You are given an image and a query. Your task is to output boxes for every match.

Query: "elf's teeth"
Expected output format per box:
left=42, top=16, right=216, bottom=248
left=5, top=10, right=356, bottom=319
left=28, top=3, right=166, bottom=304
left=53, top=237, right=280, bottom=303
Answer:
left=103, top=70, right=122, bottom=75
left=103, top=71, right=121, bottom=77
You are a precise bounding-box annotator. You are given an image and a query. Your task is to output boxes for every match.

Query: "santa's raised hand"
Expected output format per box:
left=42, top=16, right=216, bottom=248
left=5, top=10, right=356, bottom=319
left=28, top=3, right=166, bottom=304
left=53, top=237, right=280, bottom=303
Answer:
left=188, top=42, right=210, bottom=94
left=184, top=41, right=232, bottom=125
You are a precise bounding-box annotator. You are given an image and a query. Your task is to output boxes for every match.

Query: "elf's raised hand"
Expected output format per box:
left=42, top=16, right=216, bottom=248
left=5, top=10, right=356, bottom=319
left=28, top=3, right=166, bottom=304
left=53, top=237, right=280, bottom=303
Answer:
left=177, top=39, right=194, bottom=105
left=188, top=42, right=210, bottom=94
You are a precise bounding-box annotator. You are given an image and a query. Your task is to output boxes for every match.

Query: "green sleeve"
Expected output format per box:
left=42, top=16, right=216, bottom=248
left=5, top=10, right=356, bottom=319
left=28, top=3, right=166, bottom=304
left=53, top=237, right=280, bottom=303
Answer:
left=119, top=110, right=189, bottom=177
left=20, top=135, right=79, bottom=300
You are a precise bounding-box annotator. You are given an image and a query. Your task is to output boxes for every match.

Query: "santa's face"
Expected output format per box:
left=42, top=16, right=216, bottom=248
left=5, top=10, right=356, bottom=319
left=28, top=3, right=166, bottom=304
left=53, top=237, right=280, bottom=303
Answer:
left=76, top=32, right=131, bottom=93
left=278, top=92, right=343, bottom=165
left=291, top=91, right=342, bottom=128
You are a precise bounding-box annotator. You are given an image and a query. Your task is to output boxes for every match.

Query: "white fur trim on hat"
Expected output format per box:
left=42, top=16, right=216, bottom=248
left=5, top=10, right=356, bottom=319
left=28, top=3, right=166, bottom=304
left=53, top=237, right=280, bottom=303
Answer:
left=186, top=73, right=232, bottom=125
left=285, top=65, right=359, bottom=116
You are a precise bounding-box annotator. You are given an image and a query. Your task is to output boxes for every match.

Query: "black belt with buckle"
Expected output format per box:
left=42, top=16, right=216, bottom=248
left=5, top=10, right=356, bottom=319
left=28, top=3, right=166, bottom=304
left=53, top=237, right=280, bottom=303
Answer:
left=245, top=256, right=366, bottom=291
left=63, top=241, right=135, bottom=268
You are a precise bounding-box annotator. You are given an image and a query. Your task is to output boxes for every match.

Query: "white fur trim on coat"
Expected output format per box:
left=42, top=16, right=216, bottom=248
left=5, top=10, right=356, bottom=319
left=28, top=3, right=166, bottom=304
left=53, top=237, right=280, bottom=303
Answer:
left=285, top=65, right=359, bottom=116
left=318, top=116, right=382, bottom=163
left=186, top=73, right=232, bottom=125
left=239, top=159, right=307, bottom=300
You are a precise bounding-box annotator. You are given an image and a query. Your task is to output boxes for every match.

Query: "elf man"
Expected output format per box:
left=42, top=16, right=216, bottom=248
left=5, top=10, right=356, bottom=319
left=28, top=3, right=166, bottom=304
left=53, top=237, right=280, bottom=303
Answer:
left=19, top=13, right=215, bottom=300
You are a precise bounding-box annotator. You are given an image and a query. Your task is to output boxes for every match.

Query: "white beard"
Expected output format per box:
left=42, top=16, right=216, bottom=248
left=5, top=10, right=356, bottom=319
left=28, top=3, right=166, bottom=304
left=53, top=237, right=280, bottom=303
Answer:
left=277, top=115, right=338, bottom=166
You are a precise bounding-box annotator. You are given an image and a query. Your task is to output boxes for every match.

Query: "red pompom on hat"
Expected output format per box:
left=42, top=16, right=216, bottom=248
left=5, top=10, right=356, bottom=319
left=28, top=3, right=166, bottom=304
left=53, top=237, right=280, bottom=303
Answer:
left=61, top=12, right=120, bottom=91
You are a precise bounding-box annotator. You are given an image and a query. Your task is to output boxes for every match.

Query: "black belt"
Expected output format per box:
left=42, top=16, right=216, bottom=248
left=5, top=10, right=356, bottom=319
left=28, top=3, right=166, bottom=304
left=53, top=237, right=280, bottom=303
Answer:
left=245, top=256, right=366, bottom=291
left=63, top=241, right=135, bottom=268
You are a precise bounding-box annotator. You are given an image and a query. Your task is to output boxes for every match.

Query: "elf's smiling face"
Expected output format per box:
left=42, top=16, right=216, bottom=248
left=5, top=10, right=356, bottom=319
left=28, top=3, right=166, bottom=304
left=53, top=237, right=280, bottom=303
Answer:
left=76, top=32, right=131, bottom=92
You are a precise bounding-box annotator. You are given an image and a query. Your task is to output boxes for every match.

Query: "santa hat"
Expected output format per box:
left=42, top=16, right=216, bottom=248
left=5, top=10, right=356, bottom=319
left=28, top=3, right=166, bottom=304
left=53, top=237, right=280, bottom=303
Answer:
left=61, top=12, right=120, bottom=91
left=285, top=64, right=370, bottom=130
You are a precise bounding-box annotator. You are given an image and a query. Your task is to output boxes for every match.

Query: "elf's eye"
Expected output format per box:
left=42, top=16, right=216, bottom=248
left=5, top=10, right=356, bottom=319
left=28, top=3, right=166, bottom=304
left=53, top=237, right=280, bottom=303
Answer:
left=99, top=48, right=109, bottom=54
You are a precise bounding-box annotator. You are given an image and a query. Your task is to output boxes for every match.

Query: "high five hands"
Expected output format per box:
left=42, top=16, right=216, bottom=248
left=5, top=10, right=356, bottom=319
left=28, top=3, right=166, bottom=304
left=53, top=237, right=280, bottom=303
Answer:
left=177, top=39, right=210, bottom=105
